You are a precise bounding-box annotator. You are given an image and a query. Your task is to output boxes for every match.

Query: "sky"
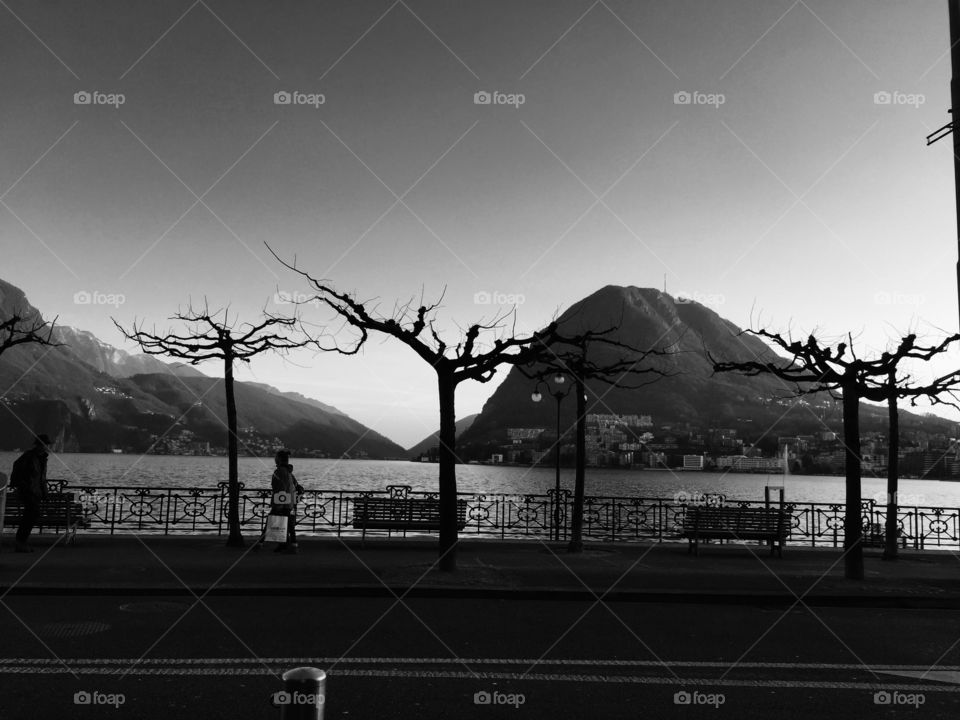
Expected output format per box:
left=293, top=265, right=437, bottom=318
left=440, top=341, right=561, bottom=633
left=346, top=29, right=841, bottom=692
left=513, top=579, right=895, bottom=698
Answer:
left=2, top=0, right=959, bottom=448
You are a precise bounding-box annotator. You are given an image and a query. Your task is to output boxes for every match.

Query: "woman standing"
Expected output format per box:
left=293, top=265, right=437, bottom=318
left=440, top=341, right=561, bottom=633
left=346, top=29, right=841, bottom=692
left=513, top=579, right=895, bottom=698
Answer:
left=267, top=450, right=300, bottom=554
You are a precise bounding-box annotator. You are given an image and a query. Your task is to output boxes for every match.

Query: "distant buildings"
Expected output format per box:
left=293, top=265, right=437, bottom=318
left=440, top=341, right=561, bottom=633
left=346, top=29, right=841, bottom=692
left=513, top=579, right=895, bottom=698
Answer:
left=496, top=409, right=960, bottom=476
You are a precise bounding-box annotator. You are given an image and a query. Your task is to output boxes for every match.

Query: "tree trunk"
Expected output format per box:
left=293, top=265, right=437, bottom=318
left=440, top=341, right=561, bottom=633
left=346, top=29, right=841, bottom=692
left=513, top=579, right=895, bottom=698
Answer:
left=883, top=375, right=900, bottom=560
left=568, top=376, right=586, bottom=553
left=437, top=369, right=458, bottom=571
left=224, top=353, right=244, bottom=547
left=841, top=376, right=863, bottom=579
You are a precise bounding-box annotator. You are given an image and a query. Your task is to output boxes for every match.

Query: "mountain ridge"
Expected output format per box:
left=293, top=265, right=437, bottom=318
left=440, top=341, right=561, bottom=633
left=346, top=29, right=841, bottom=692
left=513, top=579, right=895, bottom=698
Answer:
left=0, top=278, right=404, bottom=457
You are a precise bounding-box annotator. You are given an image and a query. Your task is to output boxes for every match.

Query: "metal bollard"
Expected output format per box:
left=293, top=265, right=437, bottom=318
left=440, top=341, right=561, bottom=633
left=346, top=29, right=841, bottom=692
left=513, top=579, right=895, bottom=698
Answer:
left=272, top=667, right=326, bottom=720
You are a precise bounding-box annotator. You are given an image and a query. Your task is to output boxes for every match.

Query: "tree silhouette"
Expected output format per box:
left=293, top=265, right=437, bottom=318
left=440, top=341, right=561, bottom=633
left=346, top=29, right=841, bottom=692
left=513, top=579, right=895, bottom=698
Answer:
left=271, top=249, right=646, bottom=570
left=114, top=304, right=309, bottom=547
left=520, top=330, right=677, bottom=552
left=713, top=329, right=960, bottom=579
left=1, top=309, right=59, bottom=358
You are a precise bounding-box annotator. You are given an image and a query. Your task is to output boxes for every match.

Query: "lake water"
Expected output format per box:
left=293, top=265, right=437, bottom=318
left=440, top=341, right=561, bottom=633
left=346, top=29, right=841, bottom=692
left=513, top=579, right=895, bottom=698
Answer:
left=2, top=452, right=960, bottom=508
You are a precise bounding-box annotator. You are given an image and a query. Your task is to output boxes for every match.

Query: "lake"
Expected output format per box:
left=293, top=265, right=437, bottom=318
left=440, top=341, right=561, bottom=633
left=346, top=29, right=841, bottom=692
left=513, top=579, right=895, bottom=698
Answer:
left=2, top=452, right=959, bottom=507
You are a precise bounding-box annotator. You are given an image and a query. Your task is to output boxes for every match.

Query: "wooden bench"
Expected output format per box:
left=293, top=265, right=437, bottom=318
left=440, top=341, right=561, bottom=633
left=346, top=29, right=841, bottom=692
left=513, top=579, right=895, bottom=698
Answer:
left=682, top=506, right=789, bottom=557
left=351, top=497, right=468, bottom=542
left=1, top=491, right=85, bottom=546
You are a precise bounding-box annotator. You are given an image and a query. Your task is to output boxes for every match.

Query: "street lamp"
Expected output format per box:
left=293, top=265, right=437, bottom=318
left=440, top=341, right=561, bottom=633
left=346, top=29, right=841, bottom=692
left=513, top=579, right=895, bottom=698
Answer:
left=532, top=373, right=570, bottom=541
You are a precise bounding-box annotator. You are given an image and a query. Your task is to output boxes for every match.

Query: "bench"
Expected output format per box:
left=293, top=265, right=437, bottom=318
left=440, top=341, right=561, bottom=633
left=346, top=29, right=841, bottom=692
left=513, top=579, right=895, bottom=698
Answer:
left=682, top=506, right=789, bottom=557
left=1, top=491, right=85, bottom=546
left=351, top=497, right=468, bottom=542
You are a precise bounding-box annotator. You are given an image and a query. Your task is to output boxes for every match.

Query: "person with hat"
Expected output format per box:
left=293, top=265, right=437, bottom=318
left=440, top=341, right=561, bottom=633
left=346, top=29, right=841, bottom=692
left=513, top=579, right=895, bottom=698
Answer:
left=11, top=434, right=50, bottom=552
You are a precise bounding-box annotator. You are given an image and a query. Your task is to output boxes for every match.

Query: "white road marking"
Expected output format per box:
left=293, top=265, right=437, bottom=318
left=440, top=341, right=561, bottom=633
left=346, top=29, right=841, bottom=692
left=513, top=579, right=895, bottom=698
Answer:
left=0, top=657, right=958, bottom=671
left=0, top=666, right=957, bottom=691
left=879, top=670, right=960, bottom=685
left=0, top=657, right=958, bottom=691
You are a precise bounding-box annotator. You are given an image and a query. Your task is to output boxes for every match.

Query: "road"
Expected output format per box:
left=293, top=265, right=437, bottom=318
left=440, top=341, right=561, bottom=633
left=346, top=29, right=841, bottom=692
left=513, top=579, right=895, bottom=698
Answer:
left=0, top=595, right=958, bottom=718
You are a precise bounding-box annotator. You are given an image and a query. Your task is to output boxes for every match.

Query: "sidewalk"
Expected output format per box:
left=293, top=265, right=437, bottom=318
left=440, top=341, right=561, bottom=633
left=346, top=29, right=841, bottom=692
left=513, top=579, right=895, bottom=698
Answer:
left=1, top=533, right=959, bottom=606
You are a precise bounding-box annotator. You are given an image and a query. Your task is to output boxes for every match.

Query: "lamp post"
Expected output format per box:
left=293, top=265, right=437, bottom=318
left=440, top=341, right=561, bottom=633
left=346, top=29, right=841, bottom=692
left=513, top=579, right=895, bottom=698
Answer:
left=532, top=373, right=570, bottom=541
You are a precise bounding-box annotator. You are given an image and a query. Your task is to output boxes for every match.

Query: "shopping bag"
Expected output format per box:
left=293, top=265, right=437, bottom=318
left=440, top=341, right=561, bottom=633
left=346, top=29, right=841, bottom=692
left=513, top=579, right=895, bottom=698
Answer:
left=264, top=514, right=288, bottom=543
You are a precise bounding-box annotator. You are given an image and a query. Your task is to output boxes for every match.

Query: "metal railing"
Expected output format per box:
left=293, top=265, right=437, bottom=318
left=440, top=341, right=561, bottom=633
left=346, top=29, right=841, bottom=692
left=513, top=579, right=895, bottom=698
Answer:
left=24, top=481, right=960, bottom=550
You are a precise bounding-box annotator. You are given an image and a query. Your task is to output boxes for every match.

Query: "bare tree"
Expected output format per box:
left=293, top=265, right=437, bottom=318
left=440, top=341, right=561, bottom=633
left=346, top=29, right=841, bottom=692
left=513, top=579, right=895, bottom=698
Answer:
left=272, top=250, right=647, bottom=570
left=521, top=331, right=677, bottom=552
left=1, top=309, right=60, bottom=358
left=713, top=329, right=960, bottom=579
left=114, top=304, right=309, bottom=547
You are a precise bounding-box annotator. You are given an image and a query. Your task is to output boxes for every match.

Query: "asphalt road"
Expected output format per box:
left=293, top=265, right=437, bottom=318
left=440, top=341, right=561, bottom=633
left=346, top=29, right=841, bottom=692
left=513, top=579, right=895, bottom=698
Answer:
left=0, top=596, right=958, bottom=719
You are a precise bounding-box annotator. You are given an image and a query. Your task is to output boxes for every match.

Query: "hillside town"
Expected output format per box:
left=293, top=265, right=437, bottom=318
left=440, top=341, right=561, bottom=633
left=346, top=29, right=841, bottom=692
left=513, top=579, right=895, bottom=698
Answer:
left=492, top=412, right=960, bottom=479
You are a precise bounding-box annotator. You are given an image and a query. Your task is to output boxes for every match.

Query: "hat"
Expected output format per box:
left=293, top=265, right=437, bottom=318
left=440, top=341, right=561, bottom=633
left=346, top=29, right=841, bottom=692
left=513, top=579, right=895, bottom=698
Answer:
left=34, top=434, right=51, bottom=447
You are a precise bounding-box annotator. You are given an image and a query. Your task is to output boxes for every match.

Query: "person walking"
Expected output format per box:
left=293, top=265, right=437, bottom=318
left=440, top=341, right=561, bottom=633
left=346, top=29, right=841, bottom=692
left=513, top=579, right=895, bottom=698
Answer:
left=11, top=434, right=50, bottom=552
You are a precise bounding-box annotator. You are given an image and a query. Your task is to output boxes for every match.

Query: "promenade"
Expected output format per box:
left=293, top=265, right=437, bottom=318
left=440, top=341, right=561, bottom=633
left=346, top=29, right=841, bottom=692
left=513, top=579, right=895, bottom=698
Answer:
left=2, top=533, right=959, bottom=605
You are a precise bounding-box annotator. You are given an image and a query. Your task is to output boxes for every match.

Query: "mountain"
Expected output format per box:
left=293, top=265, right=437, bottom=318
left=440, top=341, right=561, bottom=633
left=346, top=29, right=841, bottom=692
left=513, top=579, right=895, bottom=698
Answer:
left=458, top=285, right=957, bottom=456
left=50, top=326, right=207, bottom=379
left=245, top=382, right=347, bottom=417
left=406, top=414, right=479, bottom=457
left=0, top=278, right=404, bottom=457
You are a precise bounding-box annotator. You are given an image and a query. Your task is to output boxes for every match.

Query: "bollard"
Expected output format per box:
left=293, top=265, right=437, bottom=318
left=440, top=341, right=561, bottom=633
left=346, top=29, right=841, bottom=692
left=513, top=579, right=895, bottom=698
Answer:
left=272, top=667, right=326, bottom=720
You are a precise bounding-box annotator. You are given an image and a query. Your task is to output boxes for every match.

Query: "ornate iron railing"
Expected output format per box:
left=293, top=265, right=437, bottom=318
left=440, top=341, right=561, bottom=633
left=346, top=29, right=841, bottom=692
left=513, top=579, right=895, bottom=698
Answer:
left=23, top=481, right=960, bottom=549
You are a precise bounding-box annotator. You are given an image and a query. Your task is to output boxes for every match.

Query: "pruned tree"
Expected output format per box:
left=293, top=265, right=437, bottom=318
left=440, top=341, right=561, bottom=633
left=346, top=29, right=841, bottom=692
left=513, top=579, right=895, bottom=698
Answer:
left=713, top=329, right=960, bottom=579
left=520, top=330, right=677, bottom=552
left=272, top=249, right=641, bottom=570
left=861, top=340, right=960, bottom=560
left=114, top=304, right=310, bottom=547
